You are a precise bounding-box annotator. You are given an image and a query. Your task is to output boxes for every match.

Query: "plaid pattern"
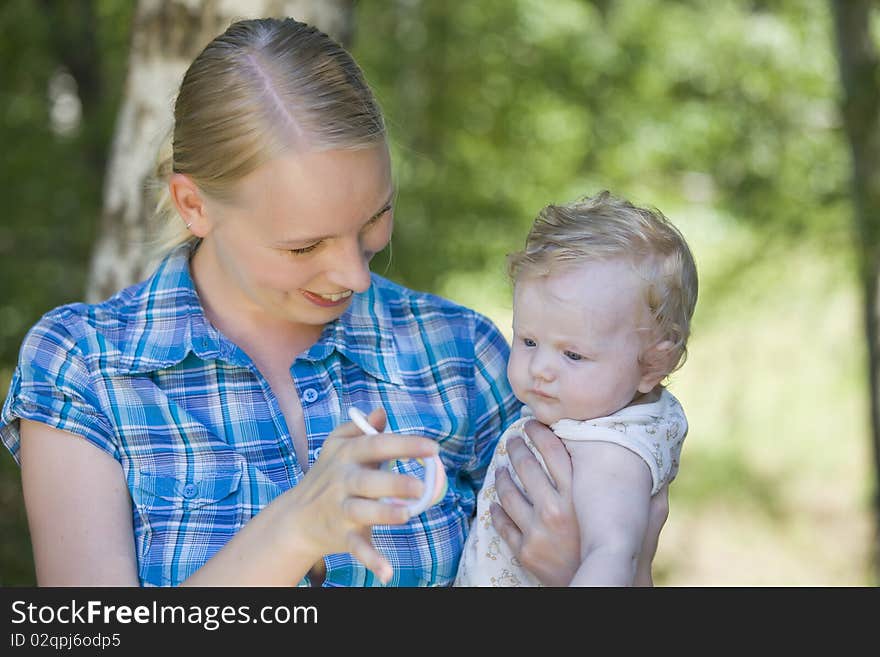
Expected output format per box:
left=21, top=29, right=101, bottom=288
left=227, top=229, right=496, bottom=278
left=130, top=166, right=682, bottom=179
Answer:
left=1, top=245, right=519, bottom=587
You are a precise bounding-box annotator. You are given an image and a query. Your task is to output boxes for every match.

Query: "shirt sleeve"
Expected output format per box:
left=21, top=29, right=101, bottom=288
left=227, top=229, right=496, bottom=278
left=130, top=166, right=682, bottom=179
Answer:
left=1, top=310, right=116, bottom=465
left=463, top=312, right=521, bottom=494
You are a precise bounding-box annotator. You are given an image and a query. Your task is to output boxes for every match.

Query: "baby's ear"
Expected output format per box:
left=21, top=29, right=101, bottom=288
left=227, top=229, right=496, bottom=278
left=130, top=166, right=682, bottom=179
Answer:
left=638, top=340, right=676, bottom=393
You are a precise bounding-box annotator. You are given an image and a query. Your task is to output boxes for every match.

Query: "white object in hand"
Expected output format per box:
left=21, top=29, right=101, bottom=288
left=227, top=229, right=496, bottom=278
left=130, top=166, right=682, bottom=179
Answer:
left=347, top=406, right=438, bottom=517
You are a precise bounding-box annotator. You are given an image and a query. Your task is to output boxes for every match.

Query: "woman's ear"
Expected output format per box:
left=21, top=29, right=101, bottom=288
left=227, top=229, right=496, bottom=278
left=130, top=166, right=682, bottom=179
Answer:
left=168, top=173, right=209, bottom=237
left=638, top=340, right=676, bottom=393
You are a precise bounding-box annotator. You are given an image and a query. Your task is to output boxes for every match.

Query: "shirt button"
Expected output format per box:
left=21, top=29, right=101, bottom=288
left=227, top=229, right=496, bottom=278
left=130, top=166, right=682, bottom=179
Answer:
left=182, top=483, right=198, bottom=499
left=302, top=388, right=319, bottom=403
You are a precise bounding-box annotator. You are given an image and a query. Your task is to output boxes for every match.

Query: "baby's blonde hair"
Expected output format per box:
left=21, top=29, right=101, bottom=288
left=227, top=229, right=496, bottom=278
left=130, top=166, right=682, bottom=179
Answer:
left=150, top=17, right=386, bottom=255
left=508, top=190, right=698, bottom=373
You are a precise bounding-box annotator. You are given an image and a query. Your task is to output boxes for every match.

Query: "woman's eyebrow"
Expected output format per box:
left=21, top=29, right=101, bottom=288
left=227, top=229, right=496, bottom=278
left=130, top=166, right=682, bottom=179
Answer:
left=273, top=188, right=396, bottom=247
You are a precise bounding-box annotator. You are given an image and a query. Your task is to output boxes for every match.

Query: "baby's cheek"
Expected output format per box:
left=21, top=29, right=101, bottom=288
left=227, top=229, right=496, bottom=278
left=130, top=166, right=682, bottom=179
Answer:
left=529, top=400, right=564, bottom=426
left=506, top=358, right=523, bottom=391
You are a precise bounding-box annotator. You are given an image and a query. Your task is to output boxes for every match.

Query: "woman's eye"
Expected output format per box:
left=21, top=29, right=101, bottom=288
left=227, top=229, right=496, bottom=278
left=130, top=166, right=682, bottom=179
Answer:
left=287, top=242, right=321, bottom=255
left=369, top=207, right=391, bottom=226
left=361, top=206, right=391, bottom=235
left=523, top=338, right=536, bottom=347
left=564, top=351, right=583, bottom=361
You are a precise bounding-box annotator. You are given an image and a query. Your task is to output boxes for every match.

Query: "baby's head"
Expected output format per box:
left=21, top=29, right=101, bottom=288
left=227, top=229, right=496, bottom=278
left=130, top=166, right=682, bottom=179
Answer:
left=506, top=191, right=698, bottom=425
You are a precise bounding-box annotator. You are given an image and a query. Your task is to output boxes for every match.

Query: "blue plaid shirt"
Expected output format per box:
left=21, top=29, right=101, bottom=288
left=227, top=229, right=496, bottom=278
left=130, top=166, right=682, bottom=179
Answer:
left=1, top=245, right=519, bottom=586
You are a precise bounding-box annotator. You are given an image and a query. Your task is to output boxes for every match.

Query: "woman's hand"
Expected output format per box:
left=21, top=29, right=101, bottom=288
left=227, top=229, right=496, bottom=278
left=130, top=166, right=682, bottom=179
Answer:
left=281, top=408, right=439, bottom=584
left=183, top=408, right=440, bottom=586
left=489, top=420, right=581, bottom=587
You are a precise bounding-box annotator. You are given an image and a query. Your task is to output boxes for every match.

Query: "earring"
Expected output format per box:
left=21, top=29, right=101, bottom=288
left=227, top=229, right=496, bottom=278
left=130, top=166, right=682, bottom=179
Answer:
left=185, top=222, right=193, bottom=230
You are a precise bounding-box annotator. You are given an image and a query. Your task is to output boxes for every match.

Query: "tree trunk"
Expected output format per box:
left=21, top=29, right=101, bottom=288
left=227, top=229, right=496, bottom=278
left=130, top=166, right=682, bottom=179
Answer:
left=831, top=0, right=880, bottom=582
left=85, top=0, right=354, bottom=302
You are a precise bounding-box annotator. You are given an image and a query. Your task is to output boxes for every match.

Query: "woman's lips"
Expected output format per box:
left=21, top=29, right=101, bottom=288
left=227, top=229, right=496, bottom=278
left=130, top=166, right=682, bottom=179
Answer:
left=301, top=289, right=353, bottom=307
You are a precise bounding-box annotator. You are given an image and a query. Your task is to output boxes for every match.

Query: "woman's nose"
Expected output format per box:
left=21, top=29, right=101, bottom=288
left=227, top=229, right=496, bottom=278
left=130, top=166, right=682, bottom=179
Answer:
left=327, top=239, right=373, bottom=293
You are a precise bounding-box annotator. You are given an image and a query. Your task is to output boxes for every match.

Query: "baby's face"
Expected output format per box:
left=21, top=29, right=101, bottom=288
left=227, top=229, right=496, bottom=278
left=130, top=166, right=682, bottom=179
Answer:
left=507, top=259, right=653, bottom=425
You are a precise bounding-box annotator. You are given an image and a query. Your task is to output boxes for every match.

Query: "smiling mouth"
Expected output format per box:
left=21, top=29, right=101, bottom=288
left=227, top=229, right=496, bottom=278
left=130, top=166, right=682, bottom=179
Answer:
left=302, top=289, right=353, bottom=306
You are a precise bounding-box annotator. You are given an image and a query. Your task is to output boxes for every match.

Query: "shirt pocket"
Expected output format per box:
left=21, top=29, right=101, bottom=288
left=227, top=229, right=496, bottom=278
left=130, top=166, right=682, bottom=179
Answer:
left=135, top=468, right=242, bottom=509
left=131, top=463, right=244, bottom=586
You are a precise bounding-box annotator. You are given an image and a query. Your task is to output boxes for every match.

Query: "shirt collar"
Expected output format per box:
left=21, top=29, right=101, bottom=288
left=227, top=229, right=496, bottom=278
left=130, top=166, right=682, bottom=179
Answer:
left=109, top=245, right=403, bottom=384
left=100, top=244, right=219, bottom=374
left=299, top=274, right=403, bottom=385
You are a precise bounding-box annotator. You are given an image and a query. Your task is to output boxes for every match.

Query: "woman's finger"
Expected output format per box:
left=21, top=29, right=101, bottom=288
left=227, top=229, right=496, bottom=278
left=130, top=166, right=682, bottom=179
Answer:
left=493, top=464, right=533, bottom=531
left=346, top=531, right=393, bottom=585
left=330, top=420, right=372, bottom=440
left=333, top=408, right=387, bottom=440
left=523, top=420, right=573, bottom=494
left=344, top=467, right=425, bottom=502
left=343, top=496, right=413, bottom=527
left=347, top=433, right=439, bottom=465
left=505, top=434, right=557, bottom=502
left=366, top=407, right=387, bottom=433
left=489, top=501, right=523, bottom=556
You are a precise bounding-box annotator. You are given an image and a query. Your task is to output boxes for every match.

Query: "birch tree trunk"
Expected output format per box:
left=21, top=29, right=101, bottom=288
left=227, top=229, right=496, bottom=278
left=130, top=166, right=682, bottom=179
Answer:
left=831, top=0, right=880, bottom=581
left=85, top=0, right=354, bottom=302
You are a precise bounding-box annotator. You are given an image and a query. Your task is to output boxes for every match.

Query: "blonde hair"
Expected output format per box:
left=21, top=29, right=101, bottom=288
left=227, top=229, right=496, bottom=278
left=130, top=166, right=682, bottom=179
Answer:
left=151, top=17, right=386, bottom=254
left=508, top=190, right=698, bottom=373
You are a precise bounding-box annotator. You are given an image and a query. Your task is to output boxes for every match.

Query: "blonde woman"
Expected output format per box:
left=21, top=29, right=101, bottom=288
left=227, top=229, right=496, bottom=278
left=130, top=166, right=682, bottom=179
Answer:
left=2, top=20, right=643, bottom=587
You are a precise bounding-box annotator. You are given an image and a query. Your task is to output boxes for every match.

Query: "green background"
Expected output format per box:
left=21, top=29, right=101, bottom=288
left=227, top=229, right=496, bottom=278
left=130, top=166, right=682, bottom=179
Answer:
left=0, top=0, right=872, bottom=585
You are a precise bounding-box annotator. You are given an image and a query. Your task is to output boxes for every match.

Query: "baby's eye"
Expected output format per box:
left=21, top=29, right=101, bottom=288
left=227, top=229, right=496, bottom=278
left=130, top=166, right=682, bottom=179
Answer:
left=523, top=338, right=536, bottom=348
left=564, top=351, right=583, bottom=361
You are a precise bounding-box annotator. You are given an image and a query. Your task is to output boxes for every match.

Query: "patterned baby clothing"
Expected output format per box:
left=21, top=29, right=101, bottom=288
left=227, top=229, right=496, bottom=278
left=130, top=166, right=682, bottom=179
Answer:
left=454, top=389, right=687, bottom=587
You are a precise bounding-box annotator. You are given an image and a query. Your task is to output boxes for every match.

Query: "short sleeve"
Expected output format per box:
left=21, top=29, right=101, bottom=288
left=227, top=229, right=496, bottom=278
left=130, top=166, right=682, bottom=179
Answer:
left=1, top=311, right=116, bottom=465
left=552, top=390, right=688, bottom=495
left=463, top=313, right=521, bottom=493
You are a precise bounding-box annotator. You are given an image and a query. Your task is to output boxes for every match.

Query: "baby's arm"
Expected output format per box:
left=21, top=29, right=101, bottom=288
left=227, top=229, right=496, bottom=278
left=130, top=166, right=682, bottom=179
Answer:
left=634, top=485, right=669, bottom=586
left=566, top=440, right=653, bottom=587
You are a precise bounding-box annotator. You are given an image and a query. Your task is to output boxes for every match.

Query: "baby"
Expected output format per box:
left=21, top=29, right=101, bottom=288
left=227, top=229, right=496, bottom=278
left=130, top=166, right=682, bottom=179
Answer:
left=455, top=190, right=698, bottom=586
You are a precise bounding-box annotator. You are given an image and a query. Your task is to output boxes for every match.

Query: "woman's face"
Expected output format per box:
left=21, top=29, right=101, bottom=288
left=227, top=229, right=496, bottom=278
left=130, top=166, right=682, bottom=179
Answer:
left=196, top=144, right=394, bottom=331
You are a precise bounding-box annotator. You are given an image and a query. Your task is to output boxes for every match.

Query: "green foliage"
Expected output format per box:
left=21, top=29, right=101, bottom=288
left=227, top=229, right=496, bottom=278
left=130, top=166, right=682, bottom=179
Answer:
left=0, top=0, right=133, bottom=367
left=0, top=0, right=870, bottom=584
left=0, top=0, right=134, bottom=585
left=350, top=0, right=871, bottom=584
left=353, top=0, right=851, bottom=298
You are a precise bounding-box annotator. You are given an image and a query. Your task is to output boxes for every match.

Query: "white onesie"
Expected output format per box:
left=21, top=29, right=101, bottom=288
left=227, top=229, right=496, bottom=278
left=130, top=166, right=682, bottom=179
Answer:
left=454, top=388, right=688, bottom=587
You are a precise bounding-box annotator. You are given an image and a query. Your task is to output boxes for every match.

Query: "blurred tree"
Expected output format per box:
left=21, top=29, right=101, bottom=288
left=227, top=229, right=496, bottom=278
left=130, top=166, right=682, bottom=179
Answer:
left=0, top=0, right=136, bottom=585
left=352, top=0, right=847, bottom=299
left=0, top=0, right=131, bottom=370
left=0, top=0, right=867, bottom=585
left=85, top=0, right=355, bottom=302
left=830, top=0, right=880, bottom=578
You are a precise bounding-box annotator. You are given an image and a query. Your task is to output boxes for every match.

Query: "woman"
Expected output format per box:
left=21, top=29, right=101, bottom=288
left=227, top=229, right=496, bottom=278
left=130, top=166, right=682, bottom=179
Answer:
left=1, top=18, right=607, bottom=586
